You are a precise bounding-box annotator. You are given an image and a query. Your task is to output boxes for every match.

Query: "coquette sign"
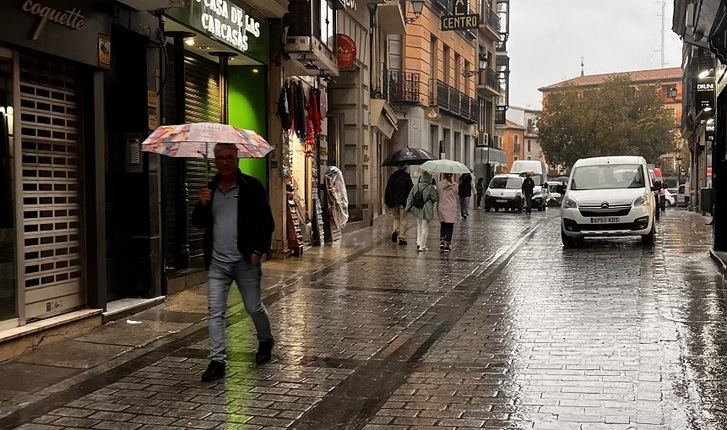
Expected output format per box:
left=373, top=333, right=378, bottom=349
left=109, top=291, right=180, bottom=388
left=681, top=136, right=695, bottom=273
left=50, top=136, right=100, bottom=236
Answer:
left=21, top=0, right=85, bottom=40
left=165, top=0, right=269, bottom=63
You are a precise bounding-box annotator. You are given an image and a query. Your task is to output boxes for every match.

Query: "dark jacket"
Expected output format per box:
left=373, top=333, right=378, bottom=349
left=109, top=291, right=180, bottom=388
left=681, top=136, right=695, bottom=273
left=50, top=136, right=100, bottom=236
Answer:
left=522, top=177, right=535, bottom=196
left=384, top=169, right=414, bottom=208
left=191, top=171, right=275, bottom=268
left=458, top=176, right=472, bottom=197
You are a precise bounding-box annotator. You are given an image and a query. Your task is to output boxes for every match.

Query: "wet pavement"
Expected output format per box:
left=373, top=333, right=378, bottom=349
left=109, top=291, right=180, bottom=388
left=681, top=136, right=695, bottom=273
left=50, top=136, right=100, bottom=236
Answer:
left=2, top=208, right=727, bottom=429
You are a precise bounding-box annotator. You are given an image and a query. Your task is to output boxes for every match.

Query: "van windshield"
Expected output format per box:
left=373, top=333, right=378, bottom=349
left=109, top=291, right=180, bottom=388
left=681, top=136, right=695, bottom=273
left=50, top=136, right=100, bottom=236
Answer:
left=570, top=164, right=645, bottom=191
left=490, top=177, right=523, bottom=189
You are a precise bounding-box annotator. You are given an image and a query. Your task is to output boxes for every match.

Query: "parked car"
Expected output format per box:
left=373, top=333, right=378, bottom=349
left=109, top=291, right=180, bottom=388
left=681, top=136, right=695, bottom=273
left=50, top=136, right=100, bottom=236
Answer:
left=677, top=183, right=689, bottom=207
left=561, top=156, right=657, bottom=247
left=484, top=174, right=524, bottom=212
left=664, top=189, right=676, bottom=207
left=546, top=181, right=566, bottom=206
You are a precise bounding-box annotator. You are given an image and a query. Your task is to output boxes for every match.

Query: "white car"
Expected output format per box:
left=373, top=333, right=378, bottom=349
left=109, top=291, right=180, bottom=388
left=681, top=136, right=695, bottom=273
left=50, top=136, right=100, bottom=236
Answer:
left=663, top=189, right=676, bottom=207
left=561, top=156, right=657, bottom=247
left=484, top=174, right=524, bottom=212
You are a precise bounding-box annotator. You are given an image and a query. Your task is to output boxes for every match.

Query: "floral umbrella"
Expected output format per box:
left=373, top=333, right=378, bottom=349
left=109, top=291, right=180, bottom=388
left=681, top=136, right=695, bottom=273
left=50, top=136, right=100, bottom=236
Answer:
left=141, top=122, right=273, bottom=159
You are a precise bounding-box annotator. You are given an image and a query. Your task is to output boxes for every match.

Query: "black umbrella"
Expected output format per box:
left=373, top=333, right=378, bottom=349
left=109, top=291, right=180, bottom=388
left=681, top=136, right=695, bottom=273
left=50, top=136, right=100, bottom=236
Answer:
left=382, top=147, right=435, bottom=166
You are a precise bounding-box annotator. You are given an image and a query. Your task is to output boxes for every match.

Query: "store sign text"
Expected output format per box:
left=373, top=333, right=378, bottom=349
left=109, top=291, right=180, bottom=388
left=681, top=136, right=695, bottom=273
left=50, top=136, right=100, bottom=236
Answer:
left=441, top=0, right=479, bottom=31
left=195, top=0, right=260, bottom=52
left=21, top=0, right=85, bottom=40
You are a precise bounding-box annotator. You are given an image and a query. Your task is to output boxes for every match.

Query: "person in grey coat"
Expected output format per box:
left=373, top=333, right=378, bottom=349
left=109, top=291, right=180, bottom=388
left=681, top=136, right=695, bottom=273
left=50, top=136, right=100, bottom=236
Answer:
left=405, top=171, right=439, bottom=252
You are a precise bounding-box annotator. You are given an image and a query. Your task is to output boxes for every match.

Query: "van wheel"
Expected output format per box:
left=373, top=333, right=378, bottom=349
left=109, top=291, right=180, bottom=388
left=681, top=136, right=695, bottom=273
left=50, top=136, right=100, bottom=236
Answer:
left=561, top=228, right=579, bottom=248
left=485, top=206, right=491, bottom=212
left=642, top=224, right=655, bottom=246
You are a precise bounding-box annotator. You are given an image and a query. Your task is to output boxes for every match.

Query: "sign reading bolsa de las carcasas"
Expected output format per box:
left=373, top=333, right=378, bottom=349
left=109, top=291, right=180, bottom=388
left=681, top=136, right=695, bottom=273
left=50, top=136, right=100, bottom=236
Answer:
left=441, top=0, right=479, bottom=31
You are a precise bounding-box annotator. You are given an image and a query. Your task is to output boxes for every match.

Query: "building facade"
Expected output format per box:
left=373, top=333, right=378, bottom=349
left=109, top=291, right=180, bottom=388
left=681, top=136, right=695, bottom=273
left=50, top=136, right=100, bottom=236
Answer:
left=495, top=120, right=524, bottom=172
left=386, top=0, right=509, bottom=187
left=672, top=0, right=727, bottom=254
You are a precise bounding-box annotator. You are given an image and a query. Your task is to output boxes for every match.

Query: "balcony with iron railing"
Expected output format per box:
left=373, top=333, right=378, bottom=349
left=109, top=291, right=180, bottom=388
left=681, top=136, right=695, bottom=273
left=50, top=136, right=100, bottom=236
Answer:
left=435, top=80, right=479, bottom=124
left=477, top=67, right=500, bottom=97
left=384, top=69, right=421, bottom=105
left=479, top=5, right=500, bottom=41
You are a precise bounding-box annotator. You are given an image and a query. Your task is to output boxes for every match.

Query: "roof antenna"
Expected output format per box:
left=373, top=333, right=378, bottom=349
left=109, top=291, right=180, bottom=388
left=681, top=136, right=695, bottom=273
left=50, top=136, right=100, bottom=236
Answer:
left=580, top=56, right=585, bottom=77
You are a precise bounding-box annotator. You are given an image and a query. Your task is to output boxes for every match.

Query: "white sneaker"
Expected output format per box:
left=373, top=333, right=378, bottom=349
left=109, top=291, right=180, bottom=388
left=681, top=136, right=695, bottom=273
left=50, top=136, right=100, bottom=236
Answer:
left=420, top=246, right=429, bottom=251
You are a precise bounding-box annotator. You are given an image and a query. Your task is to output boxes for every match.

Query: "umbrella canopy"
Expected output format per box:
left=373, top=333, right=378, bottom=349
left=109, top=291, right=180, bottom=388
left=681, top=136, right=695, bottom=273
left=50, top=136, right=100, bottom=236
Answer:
left=382, top=147, right=435, bottom=166
left=141, top=122, right=273, bottom=159
left=419, top=159, right=471, bottom=174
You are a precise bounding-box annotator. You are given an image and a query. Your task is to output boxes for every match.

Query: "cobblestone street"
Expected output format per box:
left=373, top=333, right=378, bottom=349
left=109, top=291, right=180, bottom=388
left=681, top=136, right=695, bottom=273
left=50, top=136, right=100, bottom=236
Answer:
left=2, top=209, right=726, bottom=430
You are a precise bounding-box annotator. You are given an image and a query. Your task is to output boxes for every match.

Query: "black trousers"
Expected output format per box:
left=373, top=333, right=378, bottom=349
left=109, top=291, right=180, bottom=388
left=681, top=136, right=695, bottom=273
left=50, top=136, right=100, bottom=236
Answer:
left=440, top=222, right=454, bottom=243
left=476, top=193, right=483, bottom=208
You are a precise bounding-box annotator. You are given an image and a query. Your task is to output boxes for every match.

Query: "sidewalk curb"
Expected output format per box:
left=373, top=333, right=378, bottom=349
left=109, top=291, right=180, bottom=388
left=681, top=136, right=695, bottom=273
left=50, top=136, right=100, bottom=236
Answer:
left=709, top=249, right=727, bottom=277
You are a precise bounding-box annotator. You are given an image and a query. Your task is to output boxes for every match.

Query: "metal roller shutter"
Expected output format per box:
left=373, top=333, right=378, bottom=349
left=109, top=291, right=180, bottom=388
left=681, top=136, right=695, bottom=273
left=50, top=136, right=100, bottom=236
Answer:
left=18, top=55, right=83, bottom=320
left=184, top=53, right=220, bottom=265
left=161, top=46, right=178, bottom=269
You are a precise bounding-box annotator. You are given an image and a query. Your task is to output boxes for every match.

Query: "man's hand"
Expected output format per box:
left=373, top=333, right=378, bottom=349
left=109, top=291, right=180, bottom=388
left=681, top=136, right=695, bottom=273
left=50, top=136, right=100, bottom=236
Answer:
left=251, top=253, right=262, bottom=264
left=198, top=188, right=212, bottom=205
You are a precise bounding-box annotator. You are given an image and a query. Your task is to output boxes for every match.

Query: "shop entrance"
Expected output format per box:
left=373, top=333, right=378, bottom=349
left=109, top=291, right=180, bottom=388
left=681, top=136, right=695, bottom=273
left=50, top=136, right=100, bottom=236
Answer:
left=19, top=55, right=84, bottom=320
left=0, top=53, right=15, bottom=325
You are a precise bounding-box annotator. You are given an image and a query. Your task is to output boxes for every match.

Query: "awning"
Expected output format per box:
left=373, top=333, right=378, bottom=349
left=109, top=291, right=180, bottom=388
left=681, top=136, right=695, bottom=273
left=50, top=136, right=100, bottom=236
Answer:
left=370, top=99, right=399, bottom=139
left=377, top=1, right=407, bottom=35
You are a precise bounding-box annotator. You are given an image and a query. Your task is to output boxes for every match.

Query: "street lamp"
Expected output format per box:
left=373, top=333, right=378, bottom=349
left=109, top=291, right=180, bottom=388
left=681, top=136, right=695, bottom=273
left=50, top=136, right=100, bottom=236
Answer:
left=406, top=0, right=425, bottom=23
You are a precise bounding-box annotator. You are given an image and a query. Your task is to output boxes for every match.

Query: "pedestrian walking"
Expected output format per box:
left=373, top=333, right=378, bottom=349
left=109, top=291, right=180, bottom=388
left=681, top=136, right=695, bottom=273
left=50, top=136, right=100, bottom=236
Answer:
left=406, top=171, right=439, bottom=252
left=384, top=164, right=414, bottom=246
left=437, top=173, right=458, bottom=252
left=659, top=185, right=666, bottom=213
left=522, top=173, right=535, bottom=214
left=475, top=177, right=485, bottom=209
left=458, top=173, right=473, bottom=220
left=192, top=143, right=276, bottom=383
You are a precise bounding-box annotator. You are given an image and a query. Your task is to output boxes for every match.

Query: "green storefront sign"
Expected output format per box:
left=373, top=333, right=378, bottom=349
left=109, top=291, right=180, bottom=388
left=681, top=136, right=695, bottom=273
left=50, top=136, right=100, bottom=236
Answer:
left=166, top=0, right=269, bottom=64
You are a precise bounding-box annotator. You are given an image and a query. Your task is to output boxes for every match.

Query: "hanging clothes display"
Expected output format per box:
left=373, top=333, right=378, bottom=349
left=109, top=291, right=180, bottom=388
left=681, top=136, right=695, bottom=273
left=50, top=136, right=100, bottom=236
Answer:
left=325, top=166, right=349, bottom=229
left=308, top=87, right=322, bottom=133
left=278, top=81, right=291, bottom=131
left=294, top=81, right=306, bottom=139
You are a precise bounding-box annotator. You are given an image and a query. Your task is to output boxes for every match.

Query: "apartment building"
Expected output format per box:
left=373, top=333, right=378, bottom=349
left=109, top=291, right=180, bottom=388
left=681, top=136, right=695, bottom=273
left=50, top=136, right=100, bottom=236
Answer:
left=385, top=0, right=510, bottom=184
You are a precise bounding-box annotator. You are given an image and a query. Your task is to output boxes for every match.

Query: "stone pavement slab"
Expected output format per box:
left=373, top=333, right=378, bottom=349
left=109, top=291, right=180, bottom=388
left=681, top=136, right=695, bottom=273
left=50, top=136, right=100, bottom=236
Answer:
left=2, top=209, right=727, bottom=430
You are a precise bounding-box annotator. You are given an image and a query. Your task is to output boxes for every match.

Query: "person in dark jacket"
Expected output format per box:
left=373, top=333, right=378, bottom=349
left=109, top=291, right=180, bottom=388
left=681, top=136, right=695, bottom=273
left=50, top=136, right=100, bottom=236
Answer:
left=458, top=173, right=473, bottom=220
left=522, top=173, right=535, bottom=214
left=475, top=177, right=485, bottom=209
left=384, top=164, right=414, bottom=245
left=192, top=143, right=276, bottom=382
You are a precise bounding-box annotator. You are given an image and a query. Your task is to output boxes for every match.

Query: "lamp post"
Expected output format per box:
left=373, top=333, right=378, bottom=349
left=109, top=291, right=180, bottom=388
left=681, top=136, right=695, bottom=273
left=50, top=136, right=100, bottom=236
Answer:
left=406, top=0, right=425, bottom=23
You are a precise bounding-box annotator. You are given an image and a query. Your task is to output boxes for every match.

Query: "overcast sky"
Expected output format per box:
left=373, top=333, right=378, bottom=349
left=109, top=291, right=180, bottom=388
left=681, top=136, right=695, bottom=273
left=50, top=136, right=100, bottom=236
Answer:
left=508, top=0, right=683, bottom=109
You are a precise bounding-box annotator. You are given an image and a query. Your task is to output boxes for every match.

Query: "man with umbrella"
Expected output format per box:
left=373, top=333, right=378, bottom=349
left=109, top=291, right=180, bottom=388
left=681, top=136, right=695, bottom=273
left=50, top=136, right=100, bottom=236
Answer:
left=192, top=143, right=276, bottom=382
left=384, top=163, right=414, bottom=245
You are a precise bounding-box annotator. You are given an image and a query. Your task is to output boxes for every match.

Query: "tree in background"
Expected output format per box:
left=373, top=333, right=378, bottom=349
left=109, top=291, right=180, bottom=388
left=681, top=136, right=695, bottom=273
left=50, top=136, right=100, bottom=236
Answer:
left=538, top=76, right=676, bottom=168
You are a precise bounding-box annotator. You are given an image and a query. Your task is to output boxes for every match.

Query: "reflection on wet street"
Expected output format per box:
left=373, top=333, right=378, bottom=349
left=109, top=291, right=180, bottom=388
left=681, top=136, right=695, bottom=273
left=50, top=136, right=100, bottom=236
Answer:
left=3, top=208, right=727, bottom=430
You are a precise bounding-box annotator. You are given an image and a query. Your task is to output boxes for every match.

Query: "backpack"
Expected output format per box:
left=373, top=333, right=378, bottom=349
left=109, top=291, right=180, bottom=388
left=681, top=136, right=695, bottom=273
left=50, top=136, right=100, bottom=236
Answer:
left=411, top=185, right=426, bottom=209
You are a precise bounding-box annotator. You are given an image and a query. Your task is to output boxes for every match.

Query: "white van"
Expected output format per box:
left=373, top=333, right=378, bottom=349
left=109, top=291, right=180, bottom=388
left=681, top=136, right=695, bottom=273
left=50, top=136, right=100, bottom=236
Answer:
left=510, top=160, right=547, bottom=210
left=561, top=156, right=657, bottom=247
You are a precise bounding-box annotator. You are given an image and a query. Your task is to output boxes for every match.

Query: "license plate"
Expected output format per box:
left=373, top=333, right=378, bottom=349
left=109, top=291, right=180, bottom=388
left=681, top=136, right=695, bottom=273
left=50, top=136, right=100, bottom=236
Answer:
left=496, top=199, right=508, bottom=203
left=590, top=217, right=620, bottom=224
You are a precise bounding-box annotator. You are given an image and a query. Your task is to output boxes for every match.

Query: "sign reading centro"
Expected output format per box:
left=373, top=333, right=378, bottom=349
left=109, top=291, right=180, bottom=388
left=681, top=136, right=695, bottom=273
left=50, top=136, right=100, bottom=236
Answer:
left=194, top=0, right=260, bottom=52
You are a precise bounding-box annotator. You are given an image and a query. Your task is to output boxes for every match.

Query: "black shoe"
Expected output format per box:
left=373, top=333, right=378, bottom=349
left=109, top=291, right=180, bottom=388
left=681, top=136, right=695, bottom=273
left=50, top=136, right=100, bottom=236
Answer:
left=443, top=244, right=451, bottom=252
left=201, top=360, right=225, bottom=382
left=256, top=339, right=275, bottom=364
left=391, top=232, right=398, bottom=243
left=398, top=238, right=407, bottom=246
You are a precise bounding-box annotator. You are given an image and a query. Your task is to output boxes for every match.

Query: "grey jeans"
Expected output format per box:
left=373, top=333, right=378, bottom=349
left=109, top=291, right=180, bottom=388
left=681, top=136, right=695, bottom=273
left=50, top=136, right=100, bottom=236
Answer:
left=207, top=258, right=273, bottom=362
